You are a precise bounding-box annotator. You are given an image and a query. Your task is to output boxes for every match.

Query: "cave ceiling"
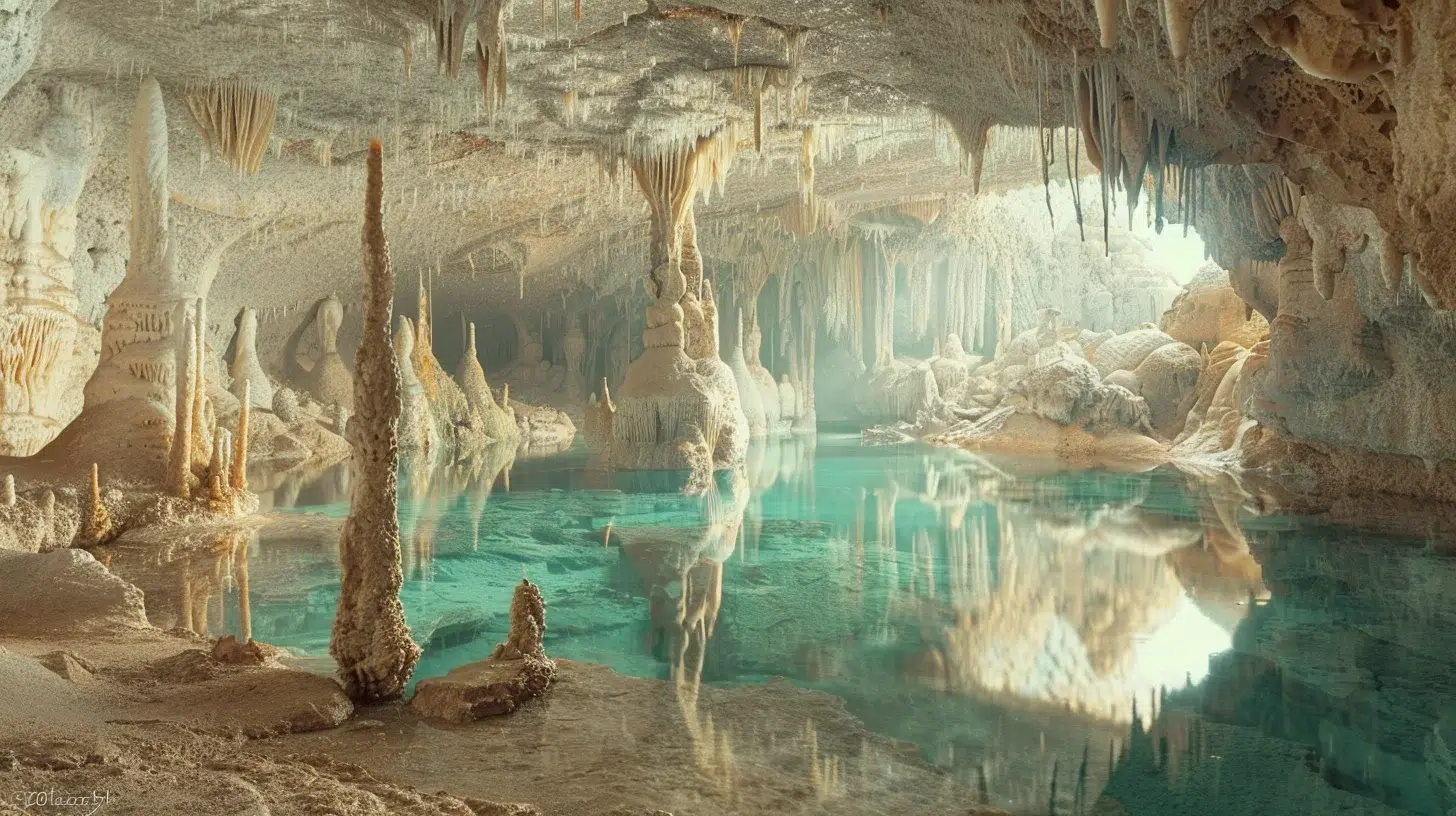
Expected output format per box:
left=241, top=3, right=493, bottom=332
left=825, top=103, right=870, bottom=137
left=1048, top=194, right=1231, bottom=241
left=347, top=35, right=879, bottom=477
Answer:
left=4, top=0, right=1414, bottom=321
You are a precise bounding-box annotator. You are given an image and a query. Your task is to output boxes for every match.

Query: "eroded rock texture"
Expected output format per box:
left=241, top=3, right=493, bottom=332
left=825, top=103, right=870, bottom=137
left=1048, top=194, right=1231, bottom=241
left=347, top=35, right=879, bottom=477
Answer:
left=329, top=141, right=420, bottom=703
left=411, top=579, right=555, bottom=722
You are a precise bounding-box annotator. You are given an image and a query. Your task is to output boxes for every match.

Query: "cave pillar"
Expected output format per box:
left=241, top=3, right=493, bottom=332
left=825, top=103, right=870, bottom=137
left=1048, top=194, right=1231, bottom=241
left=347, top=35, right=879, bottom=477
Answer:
left=602, top=136, right=747, bottom=469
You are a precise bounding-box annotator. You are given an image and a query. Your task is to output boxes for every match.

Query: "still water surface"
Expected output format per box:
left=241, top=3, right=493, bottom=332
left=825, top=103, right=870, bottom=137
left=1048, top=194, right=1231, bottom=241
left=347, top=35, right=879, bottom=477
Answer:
left=107, top=435, right=1456, bottom=814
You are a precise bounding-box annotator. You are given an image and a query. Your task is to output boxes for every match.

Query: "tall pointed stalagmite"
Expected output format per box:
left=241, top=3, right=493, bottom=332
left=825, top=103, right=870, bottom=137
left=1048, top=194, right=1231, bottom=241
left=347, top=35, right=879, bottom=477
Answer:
left=80, top=464, right=111, bottom=547
left=167, top=300, right=196, bottom=499
left=230, top=380, right=250, bottom=492
left=329, top=140, right=421, bottom=702
left=189, top=296, right=212, bottom=473
left=45, top=76, right=194, bottom=482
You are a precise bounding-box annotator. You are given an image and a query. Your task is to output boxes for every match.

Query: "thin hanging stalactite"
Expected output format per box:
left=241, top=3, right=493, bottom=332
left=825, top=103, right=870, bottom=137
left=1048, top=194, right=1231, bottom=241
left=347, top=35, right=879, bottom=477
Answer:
left=1063, top=72, right=1085, bottom=242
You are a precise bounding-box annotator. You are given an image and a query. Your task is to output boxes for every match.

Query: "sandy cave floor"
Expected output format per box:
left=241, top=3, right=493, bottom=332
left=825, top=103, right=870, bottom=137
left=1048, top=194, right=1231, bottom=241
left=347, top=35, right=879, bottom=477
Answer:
left=0, top=619, right=1004, bottom=816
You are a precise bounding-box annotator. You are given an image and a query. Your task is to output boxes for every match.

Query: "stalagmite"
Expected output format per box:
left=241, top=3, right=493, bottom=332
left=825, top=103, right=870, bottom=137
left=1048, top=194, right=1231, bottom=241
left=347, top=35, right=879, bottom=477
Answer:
left=1, top=474, right=13, bottom=507
left=231, top=381, right=249, bottom=492
left=229, top=307, right=274, bottom=408
left=454, top=322, right=518, bottom=444
left=80, top=463, right=110, bottom=547
left=329, top=140, right=421, bottom=703
left=208, top=426, right=225, bottom=489
left=307, top=295, right=353, bottom=409
left=729, top=310, right=766, bottom=437
left=188, top=296, right=211, bottom=473
left=395, top=315, right=436, bottom=458
left=47, top=76, right=192, bottom=481
left=167, top=300, right=196, bottom=499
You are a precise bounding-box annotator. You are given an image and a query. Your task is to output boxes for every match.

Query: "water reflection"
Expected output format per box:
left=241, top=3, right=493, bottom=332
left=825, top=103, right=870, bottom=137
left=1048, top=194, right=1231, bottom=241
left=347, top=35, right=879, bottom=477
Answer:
left=99, top=527, right=259, bottom=642
left=96, top=434, right=1456, bottom=814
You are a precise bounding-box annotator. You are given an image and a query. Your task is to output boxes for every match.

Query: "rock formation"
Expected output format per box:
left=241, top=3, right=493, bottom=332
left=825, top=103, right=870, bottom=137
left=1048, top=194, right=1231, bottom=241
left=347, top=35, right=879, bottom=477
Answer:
left=0, top=84, right=98, bottom=456
left=329, top=140, right=420, bottom=703
left=590, top=135, right=747, bottom=470
left=455, top=322, right=518, bottom=445
left=410, top=578, right=555, bottom=722
left=303, top=295, right=352, bottom=411
left=228, top=307, right=274, bottom=409
left=34, top=77, right=190, bottom=482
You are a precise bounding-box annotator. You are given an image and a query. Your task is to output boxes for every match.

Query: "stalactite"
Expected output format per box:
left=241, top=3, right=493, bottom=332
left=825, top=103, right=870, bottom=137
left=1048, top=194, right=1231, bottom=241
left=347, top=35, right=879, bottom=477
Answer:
left=184, top=80, right=277, bottom=175
left=1064, top=77, right=1086, bottom=242
left=871, top=240, right=896, bottom=371
left=1037, top=65, right=1055, bottom=228
left=330, top=140, right=421, bottom=703
left=1094, top=0, right=1119, bottom=48
left=1163, top=0, right=1197, bottom=60
left=1074, top=72, right=1104, bottom=174
left=477, top=0, right=508, bottom=123
left=944, top=113, right=993, bottom=194
left=727, top=16, right=745, bottom=64
left=208, top=426, right=226, bottom=493
left=434, top=0, right=475, bottom=78
left=1380, top=228, right=1404, bottom=293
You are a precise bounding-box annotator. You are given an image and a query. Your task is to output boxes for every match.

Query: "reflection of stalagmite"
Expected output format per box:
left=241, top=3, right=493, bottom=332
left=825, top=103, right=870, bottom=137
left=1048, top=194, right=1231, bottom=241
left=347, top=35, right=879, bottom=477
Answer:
left=234, top=531, right=252, bottom=643
left=329, top=140, right=421, bottom=703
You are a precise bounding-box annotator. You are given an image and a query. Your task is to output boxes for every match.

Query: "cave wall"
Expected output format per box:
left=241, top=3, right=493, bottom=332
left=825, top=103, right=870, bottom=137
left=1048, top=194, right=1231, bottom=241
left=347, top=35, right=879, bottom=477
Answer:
left=1253, top=200, right=1456, bottom=467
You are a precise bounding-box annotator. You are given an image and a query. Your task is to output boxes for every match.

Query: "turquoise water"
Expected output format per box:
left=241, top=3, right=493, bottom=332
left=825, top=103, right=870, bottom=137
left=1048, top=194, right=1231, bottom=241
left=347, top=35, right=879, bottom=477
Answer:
left=107, top=435, right=1456, bottom=814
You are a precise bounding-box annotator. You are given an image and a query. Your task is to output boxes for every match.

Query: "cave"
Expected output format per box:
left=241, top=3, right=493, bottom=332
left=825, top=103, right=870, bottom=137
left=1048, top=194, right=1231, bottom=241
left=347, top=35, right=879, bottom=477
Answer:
left=1, top=0, right=1453, bottom=813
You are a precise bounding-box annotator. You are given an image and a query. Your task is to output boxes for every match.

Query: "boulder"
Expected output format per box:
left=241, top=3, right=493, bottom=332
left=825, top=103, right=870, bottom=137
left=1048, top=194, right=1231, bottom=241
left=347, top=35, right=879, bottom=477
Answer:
left=0, top=548, right=148, bottom=635
left=410, top=655, right=555, bottom=722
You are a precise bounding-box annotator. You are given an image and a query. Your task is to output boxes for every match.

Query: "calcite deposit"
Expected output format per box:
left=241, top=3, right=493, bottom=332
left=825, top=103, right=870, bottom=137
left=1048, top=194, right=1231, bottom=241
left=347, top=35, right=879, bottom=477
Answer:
left=0, top=0, right=1455, bottom=811
left=410, top=579, right=555, bottom=722
left=328, top=141, right=420, bottom=703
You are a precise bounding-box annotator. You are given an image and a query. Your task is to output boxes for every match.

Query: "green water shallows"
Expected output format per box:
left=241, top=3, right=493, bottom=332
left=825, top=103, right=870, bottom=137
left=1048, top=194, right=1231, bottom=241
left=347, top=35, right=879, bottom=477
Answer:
left=117, top=435, right=1456, bottom=815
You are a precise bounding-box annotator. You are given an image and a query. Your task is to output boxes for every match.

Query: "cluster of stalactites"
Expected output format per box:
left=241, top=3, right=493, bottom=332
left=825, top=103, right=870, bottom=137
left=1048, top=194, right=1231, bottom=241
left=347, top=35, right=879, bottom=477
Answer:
left=1062, top=61, right=1201, bottom=251
left=183, top=80, right=277, bottom=175
left=625, top=130, right=738, bottom=302
left=1089, top=0, right=1206, bottom=60
left=730, top=66, right=809, bottom=155
left=432, top=0, right=509, bottom=123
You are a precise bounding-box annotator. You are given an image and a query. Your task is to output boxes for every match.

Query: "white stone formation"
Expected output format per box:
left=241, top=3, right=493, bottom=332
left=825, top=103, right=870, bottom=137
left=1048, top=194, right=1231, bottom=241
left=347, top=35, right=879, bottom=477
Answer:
left=0, top=85, right=97, bottom=455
